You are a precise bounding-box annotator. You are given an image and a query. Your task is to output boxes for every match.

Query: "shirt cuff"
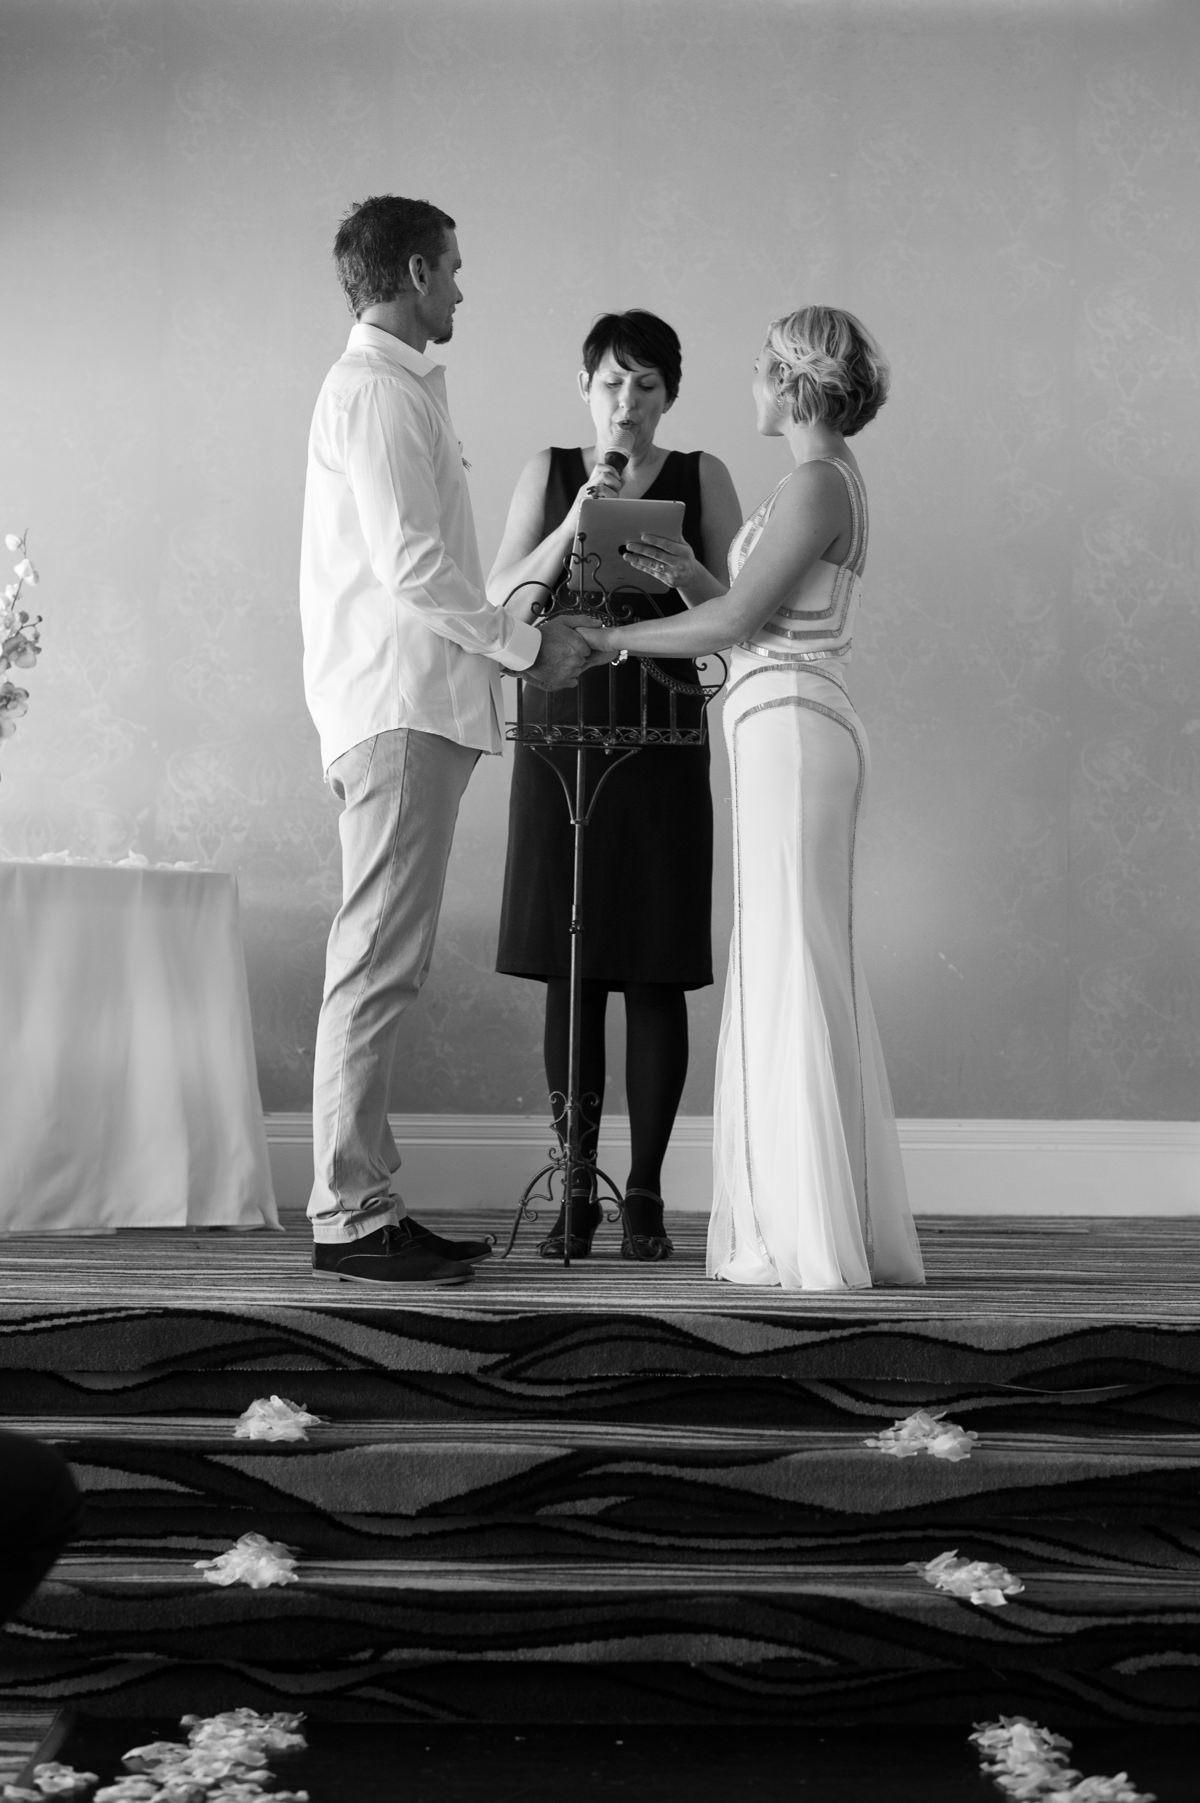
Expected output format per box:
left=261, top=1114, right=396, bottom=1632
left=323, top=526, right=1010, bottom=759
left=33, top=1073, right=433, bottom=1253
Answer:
left=497, top=617, right=542, bottom=672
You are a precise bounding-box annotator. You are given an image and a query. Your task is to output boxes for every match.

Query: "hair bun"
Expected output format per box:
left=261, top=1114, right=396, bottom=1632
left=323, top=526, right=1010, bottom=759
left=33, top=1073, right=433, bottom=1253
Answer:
left=762, top=307, right=889, bottom=437
left=777, top=344, right=842, bottom=388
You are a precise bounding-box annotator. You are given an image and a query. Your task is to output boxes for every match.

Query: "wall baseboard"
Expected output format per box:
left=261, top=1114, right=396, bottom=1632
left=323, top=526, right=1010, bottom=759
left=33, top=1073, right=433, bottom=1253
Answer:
left=267, top=1115, right=1200, bottom=1217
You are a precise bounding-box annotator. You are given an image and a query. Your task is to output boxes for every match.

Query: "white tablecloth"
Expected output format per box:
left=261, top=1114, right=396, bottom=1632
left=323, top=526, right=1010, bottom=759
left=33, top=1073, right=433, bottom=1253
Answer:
left=0, top=860, right=280, bottom=1232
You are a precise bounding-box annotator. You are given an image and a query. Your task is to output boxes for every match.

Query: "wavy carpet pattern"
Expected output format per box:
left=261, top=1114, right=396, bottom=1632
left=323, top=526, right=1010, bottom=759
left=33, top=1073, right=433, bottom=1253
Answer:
left=2, top=1212, right=1199, bottom=1724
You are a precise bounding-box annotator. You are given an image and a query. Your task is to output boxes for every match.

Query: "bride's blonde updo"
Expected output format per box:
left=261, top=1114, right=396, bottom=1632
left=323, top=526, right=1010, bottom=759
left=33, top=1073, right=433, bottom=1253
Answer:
left=762, top=307, right=889, bottom=437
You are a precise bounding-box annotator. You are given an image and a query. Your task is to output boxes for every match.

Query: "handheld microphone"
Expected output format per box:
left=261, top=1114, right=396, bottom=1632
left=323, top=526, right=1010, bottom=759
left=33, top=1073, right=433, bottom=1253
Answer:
left=588, top=427, right=635, bottom=495
left=600, top=426, right=635, bottom=475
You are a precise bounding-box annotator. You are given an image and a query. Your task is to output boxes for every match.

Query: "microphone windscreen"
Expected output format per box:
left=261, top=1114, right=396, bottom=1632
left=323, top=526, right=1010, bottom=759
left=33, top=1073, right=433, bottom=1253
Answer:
left=602, top=426, right=636, bottom=471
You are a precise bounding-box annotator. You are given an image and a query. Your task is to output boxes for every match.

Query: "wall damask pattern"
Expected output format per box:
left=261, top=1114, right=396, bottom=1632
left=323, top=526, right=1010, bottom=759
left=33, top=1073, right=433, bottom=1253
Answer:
left=0, top=0, right=1195, bottom=1121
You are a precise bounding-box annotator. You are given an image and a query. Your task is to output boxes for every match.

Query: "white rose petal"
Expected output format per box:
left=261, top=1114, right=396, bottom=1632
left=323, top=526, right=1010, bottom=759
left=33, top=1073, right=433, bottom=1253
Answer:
left=234, top=1394, right=324, bottom=1441
left=909, top=1548, right=1024, bottom=1607
left=968, top=1717, right=1155, bottom=1803
left=194, top=1531, right=298, bottom=1588
left=29, top=1767, right=99, bottom=1799
left=865, top=1408, right=978, bottom=1461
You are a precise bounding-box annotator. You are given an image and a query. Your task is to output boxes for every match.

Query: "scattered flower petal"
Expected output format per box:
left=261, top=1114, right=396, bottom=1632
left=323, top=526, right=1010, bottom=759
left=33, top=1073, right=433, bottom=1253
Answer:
left=910, top=1548, right=1024, bottom=1606
left=865, top=1408, right=978, bottom=1461
left=233, top=1396, right=323, bottom=1441
left=182, top=1708, right=306, bottom=1756
left=193, top=1532, right=298, bottom=1588
left=120, top=1745, right=191, bottom=1774
left=970, top=1715, right=1155, bottom=1802
left=29, top=1769, right=98, bottom=1798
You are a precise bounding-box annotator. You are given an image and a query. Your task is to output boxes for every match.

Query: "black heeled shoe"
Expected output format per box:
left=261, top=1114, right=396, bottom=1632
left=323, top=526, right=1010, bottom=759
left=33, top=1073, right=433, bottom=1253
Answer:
left=538, top=1176, right=604, bottom=1259
left=619, top=1188, right=674, bottom=1262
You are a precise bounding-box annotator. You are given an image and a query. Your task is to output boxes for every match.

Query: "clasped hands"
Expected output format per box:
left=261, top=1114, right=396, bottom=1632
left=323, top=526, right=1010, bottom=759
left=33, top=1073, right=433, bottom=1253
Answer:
left=522, top=531, right=697, bottom=685
left=547, top=530, right=699, bottom=678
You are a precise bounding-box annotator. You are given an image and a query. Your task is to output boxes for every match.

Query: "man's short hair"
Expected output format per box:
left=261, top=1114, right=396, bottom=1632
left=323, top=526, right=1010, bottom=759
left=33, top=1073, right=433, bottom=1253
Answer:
left=333, top=195, right=456, bottom=318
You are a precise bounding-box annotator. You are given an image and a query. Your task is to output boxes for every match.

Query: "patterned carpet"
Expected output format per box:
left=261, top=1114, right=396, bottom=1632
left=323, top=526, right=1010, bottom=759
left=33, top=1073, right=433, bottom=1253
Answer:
left=2, top=1211, right=1199, bottom=1723
left=1, top=1213, right=1198, bottom=1384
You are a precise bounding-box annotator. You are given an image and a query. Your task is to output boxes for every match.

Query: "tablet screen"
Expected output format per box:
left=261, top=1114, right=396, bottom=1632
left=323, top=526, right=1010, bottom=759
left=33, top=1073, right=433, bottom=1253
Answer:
left=569, top=497, right=687, bottom=596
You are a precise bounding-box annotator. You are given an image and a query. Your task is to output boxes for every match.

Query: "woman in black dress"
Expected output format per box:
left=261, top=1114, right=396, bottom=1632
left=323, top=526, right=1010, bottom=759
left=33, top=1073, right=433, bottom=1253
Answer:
left=488, top=311, right=740, bottom=1261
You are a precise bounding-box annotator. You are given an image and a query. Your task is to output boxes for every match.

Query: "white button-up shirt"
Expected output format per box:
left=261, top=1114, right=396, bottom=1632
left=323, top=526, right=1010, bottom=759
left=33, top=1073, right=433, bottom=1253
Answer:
left=299, top=323, right=541, bottom=772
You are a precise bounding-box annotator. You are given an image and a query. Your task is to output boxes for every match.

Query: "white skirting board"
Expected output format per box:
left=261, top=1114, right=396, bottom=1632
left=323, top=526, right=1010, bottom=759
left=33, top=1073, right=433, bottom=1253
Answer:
left=266, top=1116, right=1200, bottom=1217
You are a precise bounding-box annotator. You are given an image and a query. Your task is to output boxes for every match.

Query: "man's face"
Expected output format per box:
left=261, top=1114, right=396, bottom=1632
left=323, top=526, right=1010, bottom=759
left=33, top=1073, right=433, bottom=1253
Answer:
left=421, top=230, right=462, bottom=345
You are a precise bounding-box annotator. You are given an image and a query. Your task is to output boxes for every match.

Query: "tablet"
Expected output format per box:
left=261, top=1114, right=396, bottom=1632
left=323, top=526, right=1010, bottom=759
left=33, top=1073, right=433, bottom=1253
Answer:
left=569, top=496, right=686, bottom=596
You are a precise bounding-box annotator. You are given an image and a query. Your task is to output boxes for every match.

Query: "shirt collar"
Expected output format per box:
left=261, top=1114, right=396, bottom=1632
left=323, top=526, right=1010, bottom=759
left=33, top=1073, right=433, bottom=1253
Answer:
left=348, top=321, right=443, bottom=380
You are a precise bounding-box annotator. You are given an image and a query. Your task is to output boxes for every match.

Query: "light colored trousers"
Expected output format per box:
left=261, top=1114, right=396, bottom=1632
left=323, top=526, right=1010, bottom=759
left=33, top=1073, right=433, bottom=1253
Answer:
left=308, top=728, right=479, bottom=1243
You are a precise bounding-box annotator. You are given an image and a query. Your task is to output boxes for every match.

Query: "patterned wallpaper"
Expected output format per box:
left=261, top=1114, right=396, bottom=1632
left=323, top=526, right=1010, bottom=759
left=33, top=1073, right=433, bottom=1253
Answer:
left=0, top=0, right=1196, bottom=1121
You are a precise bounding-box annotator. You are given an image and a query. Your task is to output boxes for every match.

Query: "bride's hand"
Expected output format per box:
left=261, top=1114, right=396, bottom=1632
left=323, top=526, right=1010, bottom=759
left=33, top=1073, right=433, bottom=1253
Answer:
left=621, top=530, right=701, bottom=593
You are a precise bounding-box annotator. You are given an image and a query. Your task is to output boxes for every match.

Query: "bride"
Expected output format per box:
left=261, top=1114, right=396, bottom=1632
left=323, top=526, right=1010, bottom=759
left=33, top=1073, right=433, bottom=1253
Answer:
left=569, top=306, right=925, bottom=1291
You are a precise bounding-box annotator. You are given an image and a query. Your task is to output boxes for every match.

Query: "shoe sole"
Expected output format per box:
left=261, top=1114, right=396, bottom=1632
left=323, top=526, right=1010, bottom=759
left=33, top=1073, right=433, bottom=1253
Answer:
left=310, top=1267, right=472, bottom=1287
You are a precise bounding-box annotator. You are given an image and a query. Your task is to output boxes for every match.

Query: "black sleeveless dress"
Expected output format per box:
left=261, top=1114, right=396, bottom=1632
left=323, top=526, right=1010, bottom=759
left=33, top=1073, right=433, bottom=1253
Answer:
left=495, top=447, right=714, bottom=988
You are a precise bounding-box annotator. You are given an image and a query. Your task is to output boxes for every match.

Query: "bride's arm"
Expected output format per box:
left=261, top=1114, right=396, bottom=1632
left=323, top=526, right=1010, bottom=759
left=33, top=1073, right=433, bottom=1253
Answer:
left=583, top=460, right=847, bottom=659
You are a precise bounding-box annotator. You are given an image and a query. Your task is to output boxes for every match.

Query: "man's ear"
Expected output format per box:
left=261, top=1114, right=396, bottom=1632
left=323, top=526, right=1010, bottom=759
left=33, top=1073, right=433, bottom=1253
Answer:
left=408, top=253, right=429, bottom=295
left=576, top=369, right=590, bottom=404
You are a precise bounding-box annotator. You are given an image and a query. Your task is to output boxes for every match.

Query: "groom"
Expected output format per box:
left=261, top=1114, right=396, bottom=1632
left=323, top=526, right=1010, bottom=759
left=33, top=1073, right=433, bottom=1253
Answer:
left=300, top=195, right=588, bottom=1287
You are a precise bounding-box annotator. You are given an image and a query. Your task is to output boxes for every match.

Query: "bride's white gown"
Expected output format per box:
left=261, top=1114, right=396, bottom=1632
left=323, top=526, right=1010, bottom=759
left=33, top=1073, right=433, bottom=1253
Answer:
left=708, top=457, right=925, bottom=1290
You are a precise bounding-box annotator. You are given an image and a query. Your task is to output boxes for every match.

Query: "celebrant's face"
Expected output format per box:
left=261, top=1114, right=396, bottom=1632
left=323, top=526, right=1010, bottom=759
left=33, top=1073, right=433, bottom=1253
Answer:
left=579, top=350, right=671, bottom=457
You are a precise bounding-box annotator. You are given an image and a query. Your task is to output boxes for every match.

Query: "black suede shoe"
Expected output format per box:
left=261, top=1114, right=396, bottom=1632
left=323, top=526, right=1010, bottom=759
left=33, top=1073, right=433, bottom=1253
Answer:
left=401, top=1213, right=493, bottom=1264
left=312, top=1222, right=472, bottom=1286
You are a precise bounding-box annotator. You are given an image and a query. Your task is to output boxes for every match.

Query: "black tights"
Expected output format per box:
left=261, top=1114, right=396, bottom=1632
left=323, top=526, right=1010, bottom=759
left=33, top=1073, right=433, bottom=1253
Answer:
left=543, top=979, right=689, bottom=1198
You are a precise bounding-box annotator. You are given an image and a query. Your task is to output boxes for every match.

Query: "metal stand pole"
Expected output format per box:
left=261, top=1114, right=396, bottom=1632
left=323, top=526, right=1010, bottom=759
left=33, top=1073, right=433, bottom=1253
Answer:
left=501, top=545, right=724, bottom=1266
left=501, top=738, right=633, bottom=1266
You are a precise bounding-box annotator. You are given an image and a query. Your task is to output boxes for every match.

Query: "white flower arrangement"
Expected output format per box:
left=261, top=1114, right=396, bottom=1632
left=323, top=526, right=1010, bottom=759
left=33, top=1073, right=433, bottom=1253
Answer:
left=179, top=1711, right=307, bottom=1758
left=970, top=1716, right=1155, bottom=1801
left=1, top=1767, right=97, bottom=1803
left=864, top=1408, right=978, bottom=1461
left=193, top=1531, right=298, bottom=1588
left=0, top=530, right=42, bottom=767
left=3, top=1710, right=309, bottom=1803
left=21, top=1772, right=97, bottom=1800
left=909, top=1548, right=1025, bottom=1607
left=232, top=1395, right=323, bottom=1442
left=2, top=1709, right=308, bottom=1795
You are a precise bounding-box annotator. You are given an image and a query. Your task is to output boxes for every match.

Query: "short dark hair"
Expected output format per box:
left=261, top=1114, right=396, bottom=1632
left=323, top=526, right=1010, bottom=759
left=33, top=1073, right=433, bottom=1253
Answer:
left=333, top=195, right=456, bottom=318
left=581, top=310, right=682, bottom=404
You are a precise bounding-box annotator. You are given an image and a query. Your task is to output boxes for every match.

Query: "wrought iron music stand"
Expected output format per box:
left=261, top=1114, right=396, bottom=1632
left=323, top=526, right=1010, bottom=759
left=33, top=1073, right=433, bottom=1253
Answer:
left=501, top=531, right=726, bottom=1265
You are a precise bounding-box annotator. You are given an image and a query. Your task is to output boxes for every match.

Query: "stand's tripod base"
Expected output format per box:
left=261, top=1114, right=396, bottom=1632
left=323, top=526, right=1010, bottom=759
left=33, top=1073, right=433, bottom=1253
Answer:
left=502, top=1157, right=624, bottom=1265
